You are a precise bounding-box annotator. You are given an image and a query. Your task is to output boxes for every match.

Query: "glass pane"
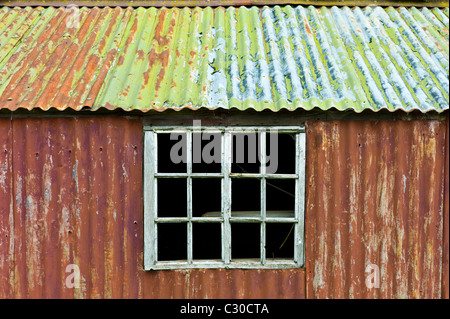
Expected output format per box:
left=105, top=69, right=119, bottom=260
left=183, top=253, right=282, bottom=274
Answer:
left=157, top=223, right=187, bottom=261
left=157, top=178, right=187, bottom=218
left=157, top=133, right=187, bottom=173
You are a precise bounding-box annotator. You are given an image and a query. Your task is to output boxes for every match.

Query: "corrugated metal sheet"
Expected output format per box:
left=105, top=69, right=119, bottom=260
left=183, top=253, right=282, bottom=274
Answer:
left=2, top=1, right=449, bottom=8
left=305, top=120, right=448, bottom=298
left=8, top=116, right=144, bottom=298
left=143, top=269, right=306, bottom=298
left=0, top=118, right=13, bottom=299
left=0, top=116, right=447, bottom=298
left=443, top=117, right=449, bottom=299
left=0, top=5, right=448, bottom=113
left=0, top=116, right=306, bottom=298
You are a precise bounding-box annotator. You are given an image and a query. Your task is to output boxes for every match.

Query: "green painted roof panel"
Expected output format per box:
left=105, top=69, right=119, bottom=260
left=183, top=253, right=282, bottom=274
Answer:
left=0, top=5, right=448, bottom=112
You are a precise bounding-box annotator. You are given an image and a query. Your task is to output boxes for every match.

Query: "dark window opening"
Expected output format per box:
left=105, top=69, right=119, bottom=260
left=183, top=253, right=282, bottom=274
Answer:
left=266, top=133, right=296, bottom=174
left=157, top=178, right=187, bottom=218
left=231, top=133, right=261, bottom=174
left=192, top=132, right=221, bottom=173
left=266, top=223, right=295, bottom=259
left=231, top=178, right=260, bottom=213
left=231, top=223, right=260, bottom=260
left=266, top=179, right=295, bottom=212
left=158, top=223, right=187, bottom=261
left=193, top=178, right=221, bottom=218
left=193, top=223, right=222, bottom=260
left=157, top=133, right=187, bottom=173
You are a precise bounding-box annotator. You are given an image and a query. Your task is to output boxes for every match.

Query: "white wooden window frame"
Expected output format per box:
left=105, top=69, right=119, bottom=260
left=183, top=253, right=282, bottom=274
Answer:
left=144, top=126, right=306, bottom=270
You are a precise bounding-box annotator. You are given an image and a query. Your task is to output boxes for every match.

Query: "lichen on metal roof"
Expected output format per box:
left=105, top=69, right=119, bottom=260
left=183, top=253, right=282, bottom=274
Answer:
left=0, top=5, right=448, bottom=113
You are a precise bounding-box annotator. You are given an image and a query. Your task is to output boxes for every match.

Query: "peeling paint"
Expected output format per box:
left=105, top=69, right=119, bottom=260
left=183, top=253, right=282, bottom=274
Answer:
left=305, top=120, right=447, bottom=299
left=0, top=116, right=310, bottom=298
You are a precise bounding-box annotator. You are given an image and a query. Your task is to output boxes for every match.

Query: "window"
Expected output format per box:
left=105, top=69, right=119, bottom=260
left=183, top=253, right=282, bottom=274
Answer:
left=144, top=125, right=306, bottom=270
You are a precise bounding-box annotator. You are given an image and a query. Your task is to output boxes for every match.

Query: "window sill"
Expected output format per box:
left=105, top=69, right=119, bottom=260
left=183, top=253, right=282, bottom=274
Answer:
left=144, top=259, right=301, bottom=271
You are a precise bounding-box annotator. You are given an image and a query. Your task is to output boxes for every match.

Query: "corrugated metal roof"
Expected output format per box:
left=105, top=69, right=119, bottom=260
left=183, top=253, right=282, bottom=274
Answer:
left=0, top=5, right=448, bottom=113
left=2, top=1, right=449, bottom=8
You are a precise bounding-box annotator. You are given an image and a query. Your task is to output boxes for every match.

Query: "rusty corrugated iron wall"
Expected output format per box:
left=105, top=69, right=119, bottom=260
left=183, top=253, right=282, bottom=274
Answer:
left=0, top=116, right=447, bottom=298
left=0, top=118, right=13, bottom=299
left=143, top=269, right=306, bottom=298
left=305, top=120, right=448, bottom=299
left=0, top=116, right=306, bottom=298
left=9, top=116, right=143, bottom=298
left=443, top=117, right=449, bottom=299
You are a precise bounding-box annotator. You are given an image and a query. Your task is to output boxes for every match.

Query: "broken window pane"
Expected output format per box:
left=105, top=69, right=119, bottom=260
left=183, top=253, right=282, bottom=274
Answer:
left=193, top=178, right=221, bottom=218
left=265, top=133, right=296, bottom=174
left=157, top=178, right=187, bottom=218
left=157, top=133, right=187, bottom=173
left=266, top=223, right=295, bottom=259
left=193, top=223, right=222, bottom=260
left=231, top=223, right=260, bottom=260
left=266, top=179, right=295, bottom=213
left=158, top=223, right=187, bottom=261
left=231, top=178, right=260, bottom=213
left=192, top=132, right=221, bottom=173
left=231, top=132, right=261, bottom=174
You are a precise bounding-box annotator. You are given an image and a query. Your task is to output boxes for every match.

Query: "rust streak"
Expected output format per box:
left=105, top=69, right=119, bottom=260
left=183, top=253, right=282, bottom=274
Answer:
left=305, top=120, right=447, bottom=299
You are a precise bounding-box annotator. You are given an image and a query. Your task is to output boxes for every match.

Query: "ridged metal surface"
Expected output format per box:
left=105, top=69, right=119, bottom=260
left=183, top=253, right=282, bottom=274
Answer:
left=0, top=116, right=447, bottom=298
left=0, top=118, right=13, bottom=299
left=0, top=116, right=306, bottom=298
left=443, top=117, right=449, bottom=299
left=143, top=269, right=306, bottom=298
left=2, top=1, right=449, bottom=8
left=305, top=120, right=448, bottom=298
left=6, top=117, right=144, bottom=298
left=0, top=5, right=448, bottom=113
